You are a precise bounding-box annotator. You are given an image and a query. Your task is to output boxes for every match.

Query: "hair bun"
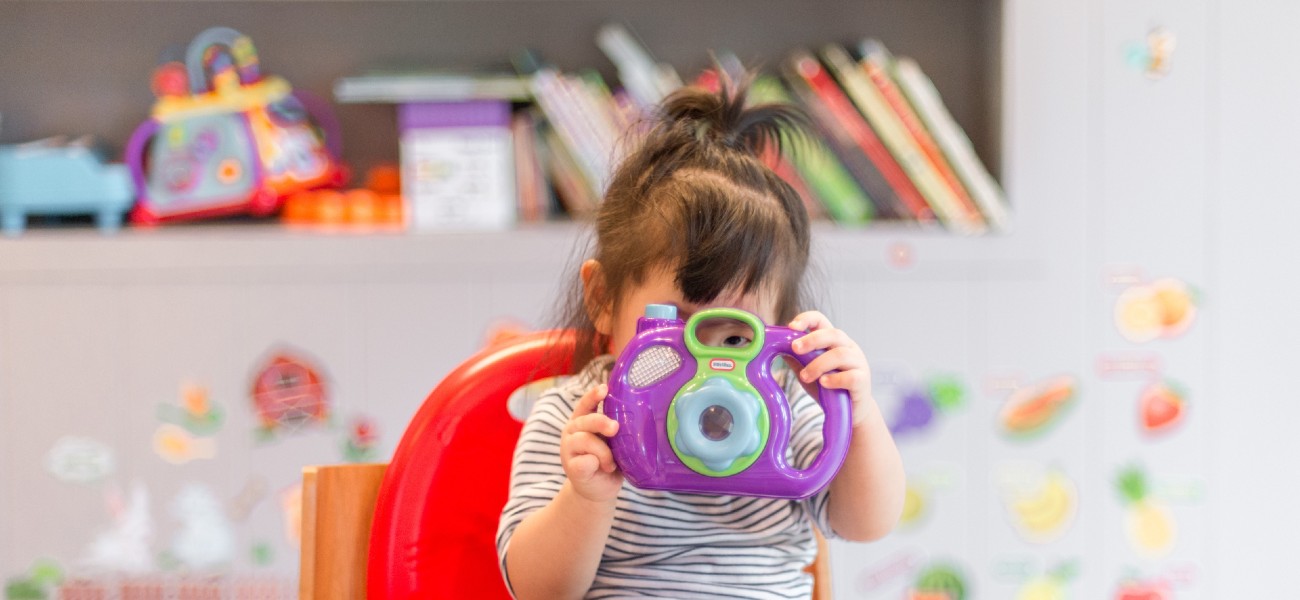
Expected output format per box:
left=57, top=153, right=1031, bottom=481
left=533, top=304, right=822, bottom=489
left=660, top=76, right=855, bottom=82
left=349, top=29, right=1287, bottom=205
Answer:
left=659, top=73, right=806, bottom=157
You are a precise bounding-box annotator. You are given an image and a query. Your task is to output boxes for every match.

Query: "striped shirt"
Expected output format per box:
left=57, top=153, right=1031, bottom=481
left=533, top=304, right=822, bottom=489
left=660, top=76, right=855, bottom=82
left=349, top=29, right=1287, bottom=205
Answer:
left=497, top=356, right=836, bottom=599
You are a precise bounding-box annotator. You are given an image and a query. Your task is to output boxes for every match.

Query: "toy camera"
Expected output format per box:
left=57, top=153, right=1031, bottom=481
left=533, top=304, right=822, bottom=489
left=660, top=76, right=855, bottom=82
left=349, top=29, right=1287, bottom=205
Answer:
left=603, top=305, right=852, bottom=499
left=126, top=27, right=346, bottom=224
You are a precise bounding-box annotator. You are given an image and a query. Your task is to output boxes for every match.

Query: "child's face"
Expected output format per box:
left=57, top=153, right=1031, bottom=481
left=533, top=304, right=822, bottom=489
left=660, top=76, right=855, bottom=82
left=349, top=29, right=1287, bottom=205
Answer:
left=605, top=266, right=779, bottom=358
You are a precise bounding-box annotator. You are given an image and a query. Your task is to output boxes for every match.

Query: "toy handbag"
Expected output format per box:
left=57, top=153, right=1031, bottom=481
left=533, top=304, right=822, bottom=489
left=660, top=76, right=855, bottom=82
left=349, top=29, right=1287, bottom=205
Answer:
left=126, top=27, right=346, bottom=224
left=603, top=305, right=852, bottom=499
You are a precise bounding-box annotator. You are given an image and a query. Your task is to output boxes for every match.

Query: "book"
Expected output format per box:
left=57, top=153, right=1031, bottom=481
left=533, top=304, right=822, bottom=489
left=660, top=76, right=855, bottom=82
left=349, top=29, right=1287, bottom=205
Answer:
left=398, top=100, right=517, bottom=230
left=511, top=111, right=549, bottom=223
left=539, top=124, right=599, bottom=218
left=334, top=70, right=530, bottom=103
left=891, top=55, right=1012, bottom=232
left=783, top=50, right=917, bottom=221
left=748, top=75, right=872, bottom=224
left=693, top=63, right=845, bottom=224
left=597, top=22, right=683, bottom=108
left=857, top=40, right=991, bottom=231
left=820, top=43, right=980, bottom=232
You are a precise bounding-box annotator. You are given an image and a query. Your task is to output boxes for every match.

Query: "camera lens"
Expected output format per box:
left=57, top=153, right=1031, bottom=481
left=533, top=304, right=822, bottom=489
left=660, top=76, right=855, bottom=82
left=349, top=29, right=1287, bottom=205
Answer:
left=699, top=405, right=734, bottom=441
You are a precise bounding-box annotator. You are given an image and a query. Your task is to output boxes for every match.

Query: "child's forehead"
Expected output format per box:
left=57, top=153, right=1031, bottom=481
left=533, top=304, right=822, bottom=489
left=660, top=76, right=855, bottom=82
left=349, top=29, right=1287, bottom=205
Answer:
left=630, top=266, right=779, bottom=319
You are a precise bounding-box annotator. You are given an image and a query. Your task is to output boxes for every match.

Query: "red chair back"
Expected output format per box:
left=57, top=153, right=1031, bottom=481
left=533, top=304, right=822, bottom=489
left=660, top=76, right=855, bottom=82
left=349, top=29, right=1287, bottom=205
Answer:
left=367, top=331, right=577, bottom=599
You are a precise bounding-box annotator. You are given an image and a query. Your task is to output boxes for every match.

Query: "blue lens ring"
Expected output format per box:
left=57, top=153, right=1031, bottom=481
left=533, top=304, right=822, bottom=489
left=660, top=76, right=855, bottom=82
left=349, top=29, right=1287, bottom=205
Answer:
left=673, top=378, right=762, bottom=472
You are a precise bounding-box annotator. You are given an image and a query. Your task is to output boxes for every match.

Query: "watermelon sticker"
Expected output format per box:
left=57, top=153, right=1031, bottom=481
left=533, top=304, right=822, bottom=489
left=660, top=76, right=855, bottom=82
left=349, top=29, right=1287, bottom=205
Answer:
left=908, top=563, right=968, bottom=600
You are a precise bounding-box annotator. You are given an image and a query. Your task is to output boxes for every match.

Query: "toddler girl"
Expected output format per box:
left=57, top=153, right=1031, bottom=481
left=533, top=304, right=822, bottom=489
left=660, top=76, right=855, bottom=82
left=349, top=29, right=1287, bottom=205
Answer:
left=497, top=75, right=905, bottom=599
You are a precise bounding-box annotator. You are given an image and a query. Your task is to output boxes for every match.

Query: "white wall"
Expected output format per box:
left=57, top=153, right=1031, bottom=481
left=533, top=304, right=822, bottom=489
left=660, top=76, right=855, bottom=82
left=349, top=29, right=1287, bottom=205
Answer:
left=2, top=0, right=1298, bottom=598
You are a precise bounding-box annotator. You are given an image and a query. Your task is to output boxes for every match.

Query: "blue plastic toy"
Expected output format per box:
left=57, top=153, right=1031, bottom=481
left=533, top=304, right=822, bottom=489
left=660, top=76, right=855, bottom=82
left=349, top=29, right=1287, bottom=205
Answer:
left=0, top=139, right=135, bottom=235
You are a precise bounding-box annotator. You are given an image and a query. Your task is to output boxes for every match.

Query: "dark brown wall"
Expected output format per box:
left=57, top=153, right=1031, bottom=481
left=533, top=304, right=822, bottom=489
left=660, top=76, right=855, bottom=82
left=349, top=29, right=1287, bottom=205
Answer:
left=0, top=0, right=1000, bottom=177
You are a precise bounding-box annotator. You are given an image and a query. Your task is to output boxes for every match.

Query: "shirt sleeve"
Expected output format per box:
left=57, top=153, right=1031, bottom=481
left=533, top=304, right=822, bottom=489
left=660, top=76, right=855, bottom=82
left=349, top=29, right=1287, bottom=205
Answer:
left=785, top=373, right=839, bottom=541
left=495, top=381, right=579, bottom=597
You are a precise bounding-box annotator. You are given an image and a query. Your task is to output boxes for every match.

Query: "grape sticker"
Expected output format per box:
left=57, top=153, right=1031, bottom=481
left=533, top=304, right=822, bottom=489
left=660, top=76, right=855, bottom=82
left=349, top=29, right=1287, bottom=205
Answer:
left=887, top=374, right=967, bottom=439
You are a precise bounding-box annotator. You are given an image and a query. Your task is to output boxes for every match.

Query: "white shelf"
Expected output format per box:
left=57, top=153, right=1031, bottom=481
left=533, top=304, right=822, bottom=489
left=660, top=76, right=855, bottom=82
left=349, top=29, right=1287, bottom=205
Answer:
left=0, top=221, right=1043, bottom=285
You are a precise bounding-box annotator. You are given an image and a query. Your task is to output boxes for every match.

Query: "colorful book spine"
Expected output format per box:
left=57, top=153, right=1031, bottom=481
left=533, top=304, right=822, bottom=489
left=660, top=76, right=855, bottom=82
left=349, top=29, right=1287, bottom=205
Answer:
left=820, top=44, right=981, bottom=233
left=528, top=68, right=608, bottom=199
left=750, top=76, right=872, bottom=224
left=539, top=125, right=598, bottom=217
left=857, top=40, right=991, bottom=231
left=784, top=50, right=922, bottom=221
left=511, top=111, right=547, bottom=223
left=892, top=56, right=1011, bottom=232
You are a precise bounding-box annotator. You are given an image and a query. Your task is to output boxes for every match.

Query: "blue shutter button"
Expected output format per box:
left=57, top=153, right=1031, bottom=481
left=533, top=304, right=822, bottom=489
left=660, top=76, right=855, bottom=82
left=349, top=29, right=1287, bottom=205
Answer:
left=645, top=304, right=678, bottom=320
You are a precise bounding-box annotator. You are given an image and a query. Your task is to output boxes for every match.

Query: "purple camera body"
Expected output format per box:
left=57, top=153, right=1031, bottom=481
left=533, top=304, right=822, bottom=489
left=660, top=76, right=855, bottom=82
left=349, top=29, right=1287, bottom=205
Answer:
left=603, top=305, right=852, bottom=499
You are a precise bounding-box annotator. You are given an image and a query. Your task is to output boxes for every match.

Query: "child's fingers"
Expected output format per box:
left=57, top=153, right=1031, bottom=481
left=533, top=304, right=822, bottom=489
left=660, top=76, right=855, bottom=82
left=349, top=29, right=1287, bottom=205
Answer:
left=815, top=369, right=871, bottom=393
left=789, top=310, right=833, bottom=333
left=572, top=383, right=608, bottom=417
left=792, top=327, right=854, bottom=355
left=568, top=413, right=619, bottom=438
left=568, top=454, right=600, bottom=480
left=565, top=431, right=618, bottom=474
left=798, top=347, right=864, bottom=384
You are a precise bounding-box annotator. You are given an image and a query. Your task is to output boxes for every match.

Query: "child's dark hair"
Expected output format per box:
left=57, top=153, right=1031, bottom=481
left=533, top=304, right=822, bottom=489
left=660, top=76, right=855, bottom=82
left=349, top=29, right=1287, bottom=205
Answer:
left=560, top=74, right=813, bottom=367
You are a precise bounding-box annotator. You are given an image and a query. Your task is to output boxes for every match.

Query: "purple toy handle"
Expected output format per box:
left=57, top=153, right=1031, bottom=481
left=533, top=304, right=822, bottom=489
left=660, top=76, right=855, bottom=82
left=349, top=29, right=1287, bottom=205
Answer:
left=124, top=118, right=160, bottom=208
left=754, top=328, right=853, bottom=495
left=292, top=90, right=344, bottom=161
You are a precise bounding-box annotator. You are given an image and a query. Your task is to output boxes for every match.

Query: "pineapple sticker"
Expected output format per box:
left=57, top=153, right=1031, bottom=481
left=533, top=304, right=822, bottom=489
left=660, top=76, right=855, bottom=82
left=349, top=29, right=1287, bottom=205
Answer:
left=1016, top=562, right=1076, bottom=600
left=1115, top=465, right=1177, bottom=557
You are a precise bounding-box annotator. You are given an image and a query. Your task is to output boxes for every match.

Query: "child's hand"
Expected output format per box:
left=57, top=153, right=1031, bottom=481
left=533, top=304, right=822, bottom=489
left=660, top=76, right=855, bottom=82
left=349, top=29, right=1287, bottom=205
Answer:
left=789, top=311, right=875, bottom=428
left=561, top=383, right=624, bottom=503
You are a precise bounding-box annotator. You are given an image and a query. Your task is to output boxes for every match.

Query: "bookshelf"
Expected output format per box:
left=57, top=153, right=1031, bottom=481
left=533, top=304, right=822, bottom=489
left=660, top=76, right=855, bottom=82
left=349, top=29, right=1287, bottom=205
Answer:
left=0, top=222, right=1040, bottom=285
left=0, top=0, right=1002, bottom=189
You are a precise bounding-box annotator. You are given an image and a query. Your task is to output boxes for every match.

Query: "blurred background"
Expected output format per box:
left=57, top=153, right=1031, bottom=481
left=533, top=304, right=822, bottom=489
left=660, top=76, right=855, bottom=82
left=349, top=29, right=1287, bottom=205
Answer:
left=1, top=1, right=1296, bottom=598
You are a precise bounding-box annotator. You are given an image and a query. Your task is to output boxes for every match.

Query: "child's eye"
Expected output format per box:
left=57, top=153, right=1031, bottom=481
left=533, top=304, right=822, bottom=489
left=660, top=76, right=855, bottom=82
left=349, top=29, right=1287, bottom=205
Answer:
left=723, top=335, right=752, bottom=348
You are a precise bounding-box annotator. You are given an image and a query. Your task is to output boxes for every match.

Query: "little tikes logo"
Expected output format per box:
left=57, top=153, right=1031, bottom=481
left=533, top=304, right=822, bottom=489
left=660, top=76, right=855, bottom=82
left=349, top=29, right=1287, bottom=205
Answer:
left=709, top=359, right=735, bottom=371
